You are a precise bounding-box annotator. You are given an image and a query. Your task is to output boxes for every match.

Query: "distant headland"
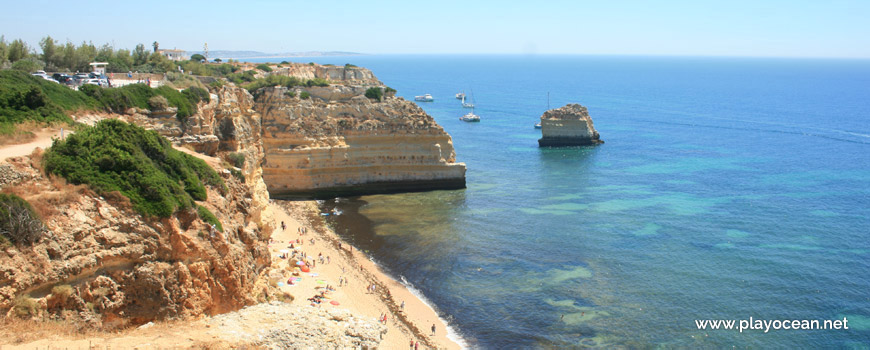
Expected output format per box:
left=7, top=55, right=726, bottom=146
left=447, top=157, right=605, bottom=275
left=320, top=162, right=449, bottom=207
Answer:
left=186, top=50, right=364, bottom=60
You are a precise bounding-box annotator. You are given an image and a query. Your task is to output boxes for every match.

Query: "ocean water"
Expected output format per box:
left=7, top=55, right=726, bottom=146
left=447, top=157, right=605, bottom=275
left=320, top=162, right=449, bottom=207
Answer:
left=256, top=55, right=870, bottom=348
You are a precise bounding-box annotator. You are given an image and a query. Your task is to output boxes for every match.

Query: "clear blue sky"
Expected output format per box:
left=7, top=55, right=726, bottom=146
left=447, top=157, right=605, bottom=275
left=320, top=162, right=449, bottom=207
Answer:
left=2, top=0, right=869, bottom=58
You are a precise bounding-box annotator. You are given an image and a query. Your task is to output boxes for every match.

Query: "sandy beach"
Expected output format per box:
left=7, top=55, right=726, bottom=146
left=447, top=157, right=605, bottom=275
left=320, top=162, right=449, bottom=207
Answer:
left=267, top=200, right=461, bottom=350
left=1, top=199, right=462, bottom=349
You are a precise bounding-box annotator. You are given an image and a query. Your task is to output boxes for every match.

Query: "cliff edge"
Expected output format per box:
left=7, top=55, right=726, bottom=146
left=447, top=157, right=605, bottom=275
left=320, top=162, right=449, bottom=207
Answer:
left=255, top=87, right=467, bottom=199
left=538, top=103, right=603, bottom=147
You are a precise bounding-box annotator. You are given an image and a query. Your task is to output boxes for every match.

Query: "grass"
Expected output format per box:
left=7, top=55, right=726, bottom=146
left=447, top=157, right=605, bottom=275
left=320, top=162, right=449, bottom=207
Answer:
left=43, top=119, right=224, bottom=218
left=197, top=205, right=223, bottom=232
left=0, top=71, right=93, bottom=136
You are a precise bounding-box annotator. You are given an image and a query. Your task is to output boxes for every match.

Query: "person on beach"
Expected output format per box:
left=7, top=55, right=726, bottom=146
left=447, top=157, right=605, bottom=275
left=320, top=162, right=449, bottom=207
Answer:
left=431, top=324, right=436, bottom=336
left=401, top=301, right=405, bottom=311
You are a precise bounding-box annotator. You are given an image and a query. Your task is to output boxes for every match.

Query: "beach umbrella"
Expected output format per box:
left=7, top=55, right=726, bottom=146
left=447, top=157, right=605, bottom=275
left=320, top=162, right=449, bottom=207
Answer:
left=330, top=300, right=340, bottom=305
left=296, top=261, right=305, bottom=266
left=301, top=266, right=311, bottom=273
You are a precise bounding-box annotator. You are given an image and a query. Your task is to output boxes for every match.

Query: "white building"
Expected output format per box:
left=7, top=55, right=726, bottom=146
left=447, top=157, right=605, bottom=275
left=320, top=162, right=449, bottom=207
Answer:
left=89, top=62, right=108, bottom=76
left=158, top=49, right=188, bottom=61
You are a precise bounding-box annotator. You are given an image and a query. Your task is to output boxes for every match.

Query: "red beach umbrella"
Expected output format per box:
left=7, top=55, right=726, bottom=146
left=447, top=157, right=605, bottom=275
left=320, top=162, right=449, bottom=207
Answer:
left=330, top=300, right=340, bottom=305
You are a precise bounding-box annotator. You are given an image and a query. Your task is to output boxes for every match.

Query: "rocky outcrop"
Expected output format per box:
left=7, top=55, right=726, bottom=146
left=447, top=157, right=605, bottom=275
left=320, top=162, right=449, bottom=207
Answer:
left=538, top=103, right=603, bottom=147
left=255, top=87, right=466, bottom=199
left=0, top=155, right=272, bottom=326
left=204, top=302, right=387, bottom=348
left=274, top=63, right=382, bottom=86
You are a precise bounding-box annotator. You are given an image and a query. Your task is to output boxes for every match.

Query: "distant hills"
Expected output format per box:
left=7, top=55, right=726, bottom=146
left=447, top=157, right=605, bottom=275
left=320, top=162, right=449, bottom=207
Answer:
left=186, top=50, right=363, bottom=59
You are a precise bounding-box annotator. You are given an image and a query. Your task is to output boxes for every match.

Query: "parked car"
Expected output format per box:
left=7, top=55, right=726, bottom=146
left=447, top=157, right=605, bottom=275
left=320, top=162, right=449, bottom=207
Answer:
left=72, top=73, right=90, bottom=84
left=52, top=73, right=73, bottom=84
left=83, top=79, right=103, bottom=86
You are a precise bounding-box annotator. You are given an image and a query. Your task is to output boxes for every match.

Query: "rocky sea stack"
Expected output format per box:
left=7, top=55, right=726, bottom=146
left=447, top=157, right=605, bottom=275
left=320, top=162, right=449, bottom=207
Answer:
left=538, top=104, right=603, bottom=147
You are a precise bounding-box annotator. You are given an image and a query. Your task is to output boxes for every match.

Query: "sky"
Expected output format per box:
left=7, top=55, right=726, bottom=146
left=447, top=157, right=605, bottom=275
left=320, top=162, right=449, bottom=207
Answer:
left=1, top=0, right=869, bottom=58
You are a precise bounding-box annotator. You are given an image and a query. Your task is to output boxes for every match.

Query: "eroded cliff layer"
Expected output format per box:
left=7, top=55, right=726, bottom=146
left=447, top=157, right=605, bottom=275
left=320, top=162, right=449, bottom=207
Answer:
left=255, top=88, right=466, bottom=199
left=538, top=103, right=603, bottom=147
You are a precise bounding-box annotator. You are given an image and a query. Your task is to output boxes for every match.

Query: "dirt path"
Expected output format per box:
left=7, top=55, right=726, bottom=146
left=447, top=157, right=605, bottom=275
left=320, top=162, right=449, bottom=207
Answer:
left=0, top=128, right=69, bottom=161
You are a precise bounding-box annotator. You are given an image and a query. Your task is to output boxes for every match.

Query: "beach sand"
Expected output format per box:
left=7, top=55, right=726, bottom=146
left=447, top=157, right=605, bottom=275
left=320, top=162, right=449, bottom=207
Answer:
left=268, top=199, right=461, bottom=350
left=1, top=200, right=462, bottom=349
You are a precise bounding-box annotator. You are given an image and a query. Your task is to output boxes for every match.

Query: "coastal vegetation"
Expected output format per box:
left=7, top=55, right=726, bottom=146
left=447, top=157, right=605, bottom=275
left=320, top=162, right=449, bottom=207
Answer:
left=256, top=64, right=272, bottom=72
left=43, top=119, right=224, bottom=218
left=0, top=70, right=91, bottom=136
left=365, top=87, right=383, bottom=101
left=0, top=193, right=46, bottom=246
left=197, top=205, right=223, bottom=232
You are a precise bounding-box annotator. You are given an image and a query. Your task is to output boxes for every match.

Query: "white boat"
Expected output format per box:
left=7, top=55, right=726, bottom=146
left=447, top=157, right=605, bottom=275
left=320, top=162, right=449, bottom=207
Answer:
left=461, top=95, right=474, bottom=108
left=415, top=94, right=434, bottom=102
left=455, top=91, right=465, bottom=99
left=534, top=122, right=542, bottom=129
left=459, top=112, right=480, bottom=122
left=460, top=90, right=480, bottom=122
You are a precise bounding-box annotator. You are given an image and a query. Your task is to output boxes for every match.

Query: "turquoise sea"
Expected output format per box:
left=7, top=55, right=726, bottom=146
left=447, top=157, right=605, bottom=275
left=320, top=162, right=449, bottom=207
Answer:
left=254, top=55, right=870, bottom=348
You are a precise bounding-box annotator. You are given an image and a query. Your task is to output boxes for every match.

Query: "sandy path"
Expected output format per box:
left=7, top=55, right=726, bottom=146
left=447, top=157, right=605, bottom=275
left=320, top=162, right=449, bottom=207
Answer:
left=0, top=128, right=69, bottom=161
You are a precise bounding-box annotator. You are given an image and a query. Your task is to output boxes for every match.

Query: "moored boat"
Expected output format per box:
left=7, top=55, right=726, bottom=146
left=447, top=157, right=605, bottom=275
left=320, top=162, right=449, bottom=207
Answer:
left=415, top=94, right=434, bottom=102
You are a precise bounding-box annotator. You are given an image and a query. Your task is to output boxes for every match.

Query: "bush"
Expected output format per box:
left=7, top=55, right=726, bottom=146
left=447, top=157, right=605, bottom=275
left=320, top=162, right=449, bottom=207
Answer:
left=10, top=58, right=45, bottom=72
left=209, top=80, right=225, bottom=90
left=183, top=86, right=210, bottom=104
left=227, top=152, right=245, bottom=168
left=0, top=193, right=46, bottom=245
left=190, top=54, right=205, bottom=62
left=284, top=90, right=296, bottom=98
left=385, top=86, right=397, bottom=94
left=43, top=119, right=225, bottom=217
left=229, top=168, right=245, bottom=182
left=148, top=95, right=169, bottom=111
left=365, top=87, right=383, bottom=101
left=300, top=91, right=310, bottom=100
left=345, top=63, right=357, bottom=68
left=256, top=64, right=272, bottom=72
left=197, top=205, right=223, bottom=232
left=13, top=295, right=40, bottom=318
left=305, top=78, right=329, bottom=87
left=0, top=71, right=92, bottom=134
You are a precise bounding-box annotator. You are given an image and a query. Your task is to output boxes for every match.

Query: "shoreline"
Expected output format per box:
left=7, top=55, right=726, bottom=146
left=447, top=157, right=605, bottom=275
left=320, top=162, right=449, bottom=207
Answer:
left=269, top=199, right=463, bottom=349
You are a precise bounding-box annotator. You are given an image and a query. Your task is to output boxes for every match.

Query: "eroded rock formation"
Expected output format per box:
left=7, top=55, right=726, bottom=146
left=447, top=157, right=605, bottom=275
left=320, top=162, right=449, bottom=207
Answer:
left=538, top=104, right=603, bottom=147
left=255, top=87, right=466, bottom=198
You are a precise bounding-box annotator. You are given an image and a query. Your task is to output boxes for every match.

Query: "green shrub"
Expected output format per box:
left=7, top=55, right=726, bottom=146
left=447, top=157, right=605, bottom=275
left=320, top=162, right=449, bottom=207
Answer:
left=0, top=193, right=46, bottom=245
left=385, top=86, right=397, bottom=94
left=190, top=54, right=205, bottom=62
left=209, top=80, right=225, bottom=90
left=308, top=62, right=315, bottom=66
left=256, top=64, right=272, bottom=72
left=300, top=91, right=310, bottom=100
left=148, top=95, right=169, bottom=111
left=183, top=86, right=210, bottom=104
left=280, top=61, right=290, bottom=65
left=0, top=71, right=93, bottom=133
left=43, top=119, right=225, bottom=217
left=229, top=168, right=245, bottom=182
left=305, top=78, right=329, bottom=87
left=365, top=87, right=383, bottom=101
left=284, top=90, right=296, bottom=98
left=345, top=63, right=357, bottom=68
left=197, top=205, right=223, bottom=232
left=227, top=152, right=245, bottom=168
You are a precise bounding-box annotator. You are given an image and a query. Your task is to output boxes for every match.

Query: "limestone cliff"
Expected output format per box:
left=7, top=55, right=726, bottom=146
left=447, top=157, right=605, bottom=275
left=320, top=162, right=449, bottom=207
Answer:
left=273, top=63, right=381, bottom=86
left=0, top=154, right=271, bottom=326
left=538, top=103, right=603, bottom=147
left=255, top=87, right=466, bottom=198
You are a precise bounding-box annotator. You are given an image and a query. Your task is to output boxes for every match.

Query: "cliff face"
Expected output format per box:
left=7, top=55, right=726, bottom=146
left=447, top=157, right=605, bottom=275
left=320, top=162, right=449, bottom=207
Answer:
left=0, top=85, right=276, bottom=327
left=255, top=87, right=466, bottom=198
left=538, top=103, right=603, bottom=147
left=0, top=155, right=271, bottom=326
left=274, top=63, right=381, bottom=86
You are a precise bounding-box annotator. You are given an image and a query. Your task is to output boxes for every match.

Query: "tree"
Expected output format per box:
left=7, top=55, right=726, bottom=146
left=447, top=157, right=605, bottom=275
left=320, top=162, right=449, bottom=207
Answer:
left=0, top=36, right=7, bottom=64
left=10, top=57, right=43, bottom=72
left=153, top=41, right=159, bottom=53
left=133, top=43, right=150, bottom=66
left=39, top=36, right=58, bottom=70
left=214, top=58, right=222, bottom=63
left=190, top=54, right=205, bottom=62
left=7, top=39, right=29, bottom=63
left=365, top=87, right=384, bottom=101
